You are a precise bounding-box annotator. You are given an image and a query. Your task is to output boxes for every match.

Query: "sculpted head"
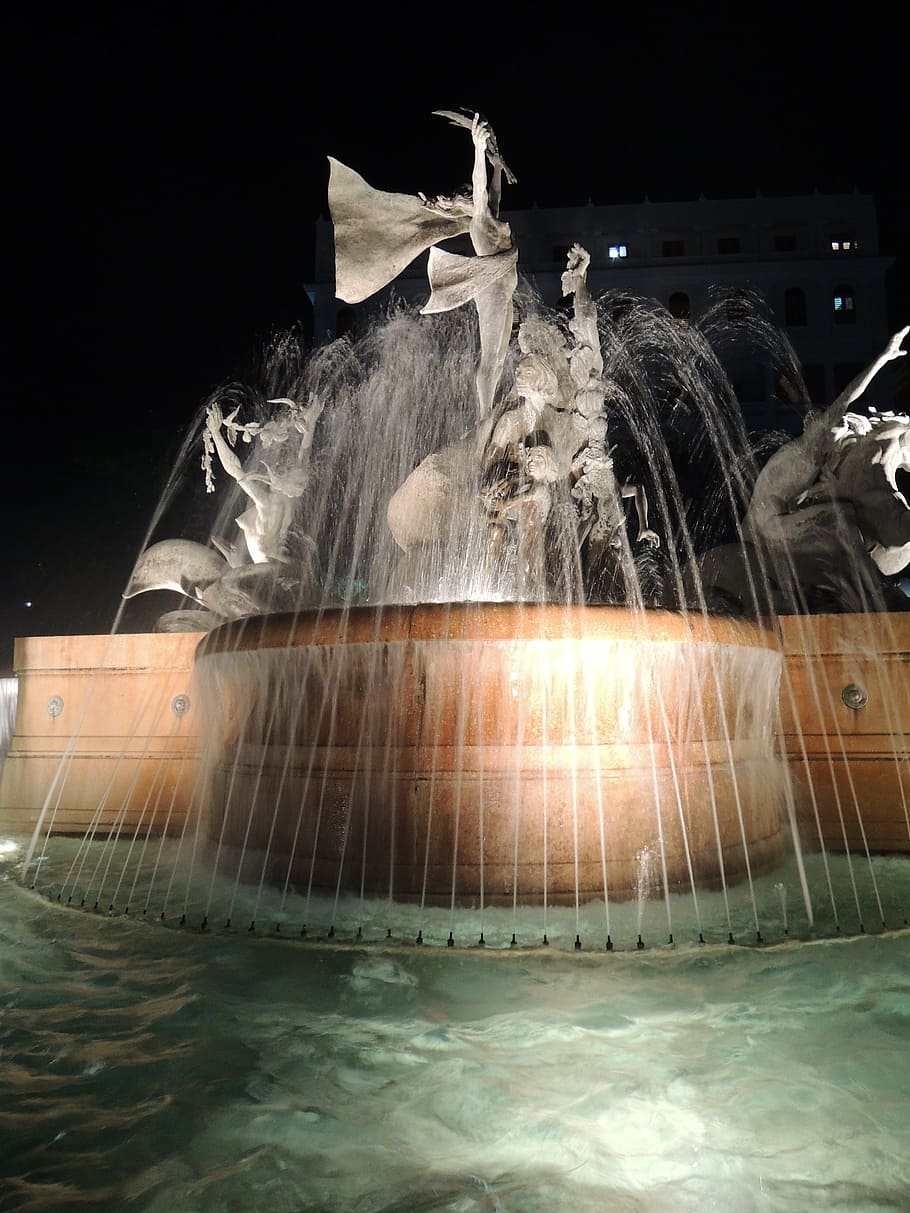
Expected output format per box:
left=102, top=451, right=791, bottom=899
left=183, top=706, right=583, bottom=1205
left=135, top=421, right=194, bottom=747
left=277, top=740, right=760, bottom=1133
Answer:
left=515, top=354, right=560, bottom=404
left=524, top=444, right=560, bottom=484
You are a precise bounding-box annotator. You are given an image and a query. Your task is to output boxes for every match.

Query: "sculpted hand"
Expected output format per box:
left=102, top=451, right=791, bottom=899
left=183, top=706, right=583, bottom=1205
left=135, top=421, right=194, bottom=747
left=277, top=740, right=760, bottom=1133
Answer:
left=638, top=529, right=661, bottom=549
left=884, top=325, right=909, bottom=362
left=561, top=244, right=592, bottom=299
left=206, top=402, right=224, bottom=433
left=566, top=243, right=590, bottom=278
left=471, top=113, right=491, bottom=152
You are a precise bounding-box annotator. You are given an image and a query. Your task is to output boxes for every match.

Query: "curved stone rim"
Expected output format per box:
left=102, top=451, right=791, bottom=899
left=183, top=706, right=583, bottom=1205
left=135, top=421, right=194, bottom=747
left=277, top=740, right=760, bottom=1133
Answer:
left=196, top=603, right=781, bottom=658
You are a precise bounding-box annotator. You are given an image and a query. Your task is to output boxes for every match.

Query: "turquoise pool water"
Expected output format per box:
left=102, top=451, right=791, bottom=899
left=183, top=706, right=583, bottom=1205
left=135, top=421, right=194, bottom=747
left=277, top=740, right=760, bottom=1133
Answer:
left=2, top=843, right=909, bottom=1212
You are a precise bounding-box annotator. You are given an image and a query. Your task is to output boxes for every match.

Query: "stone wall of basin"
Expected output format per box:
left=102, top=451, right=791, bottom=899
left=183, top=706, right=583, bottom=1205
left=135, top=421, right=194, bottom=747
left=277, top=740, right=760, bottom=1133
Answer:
left=1, top=611, right=907, bottom=884
left=195, top=605, right=788, bottom=902
left=0, top=633, right=203, bottom=839
left=778, top=613, right=910, bottom=852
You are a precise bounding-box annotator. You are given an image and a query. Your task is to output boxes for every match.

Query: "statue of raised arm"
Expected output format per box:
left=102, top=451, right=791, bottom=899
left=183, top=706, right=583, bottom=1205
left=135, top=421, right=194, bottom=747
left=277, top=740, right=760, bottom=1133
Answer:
left=421, top=113, right=518, bottom=418
left=830, top=326, right=908, bottom=412
left=329, top=110, right=518, bottom=419
left=561, top=243, right=606, bottom=436
left=562, top=244, right=602, bottom=387
left=203, top=397, right=320, bottom=566
left=745, top=325, right=908, bottom=544
left=692, top=326, right=909, bottom=613
left=560, top=244, right=660, bottom=557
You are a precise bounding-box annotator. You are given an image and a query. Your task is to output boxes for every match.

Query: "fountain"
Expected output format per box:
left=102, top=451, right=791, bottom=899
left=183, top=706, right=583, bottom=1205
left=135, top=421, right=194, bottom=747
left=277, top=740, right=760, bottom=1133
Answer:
left=2, top=110, right=908, bottom=949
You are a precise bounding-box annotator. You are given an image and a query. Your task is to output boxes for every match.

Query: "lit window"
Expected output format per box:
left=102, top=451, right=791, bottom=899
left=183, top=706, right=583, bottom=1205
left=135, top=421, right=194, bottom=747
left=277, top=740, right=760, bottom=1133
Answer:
left=830, top=231, right=856, bottom=252
left=608, top=244, right=628, bottom=260
left=833, top=285, right=856, bottom=323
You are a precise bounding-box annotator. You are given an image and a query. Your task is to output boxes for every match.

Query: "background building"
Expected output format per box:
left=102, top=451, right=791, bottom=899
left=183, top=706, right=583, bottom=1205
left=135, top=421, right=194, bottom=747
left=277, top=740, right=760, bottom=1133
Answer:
left=308, top=191, right=895, bottom=433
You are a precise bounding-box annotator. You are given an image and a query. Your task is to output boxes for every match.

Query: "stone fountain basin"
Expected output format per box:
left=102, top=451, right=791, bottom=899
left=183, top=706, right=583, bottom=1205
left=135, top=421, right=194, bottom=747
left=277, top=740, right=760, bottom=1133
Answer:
left=195, top=604, right=787, bottom=904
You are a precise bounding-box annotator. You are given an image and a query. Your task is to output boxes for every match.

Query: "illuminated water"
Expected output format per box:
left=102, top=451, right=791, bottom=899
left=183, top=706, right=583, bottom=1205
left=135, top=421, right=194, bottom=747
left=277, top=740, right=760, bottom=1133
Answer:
left=3, top=844, right=909, bottom=1212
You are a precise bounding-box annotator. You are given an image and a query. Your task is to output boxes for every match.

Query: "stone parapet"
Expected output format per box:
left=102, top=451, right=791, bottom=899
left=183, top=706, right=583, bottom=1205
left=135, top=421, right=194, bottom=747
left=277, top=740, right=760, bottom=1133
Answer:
left=0, top=632, right=204, bottom=839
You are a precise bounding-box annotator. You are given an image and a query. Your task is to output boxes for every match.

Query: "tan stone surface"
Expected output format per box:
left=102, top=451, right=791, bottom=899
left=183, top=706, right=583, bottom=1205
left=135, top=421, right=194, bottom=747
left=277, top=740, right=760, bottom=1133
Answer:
left=779, top=613, right=910, bottom=852
left=0, top=633, right=204, bottom=836
left=4, top=610, right=906, bottom=894
left=198, top=606, right=787, bottom=902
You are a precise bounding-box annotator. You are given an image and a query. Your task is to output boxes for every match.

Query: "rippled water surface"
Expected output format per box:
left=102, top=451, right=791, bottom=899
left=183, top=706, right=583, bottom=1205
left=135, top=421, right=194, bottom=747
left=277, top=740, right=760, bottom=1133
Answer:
left=2, top=846, right=909, bottom=1213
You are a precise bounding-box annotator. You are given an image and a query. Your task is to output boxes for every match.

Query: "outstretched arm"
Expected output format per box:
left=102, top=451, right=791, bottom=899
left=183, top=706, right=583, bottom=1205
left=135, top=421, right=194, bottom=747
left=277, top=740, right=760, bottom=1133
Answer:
left=829, top=325, right=908, bottom=415
left=562, top=244, right=602, bottom=380
left=782, top=326, right=910, bottom=501
left=621, top=482, right=660, bottom=547
left=297, top=394, right=324, bottom=453
left=471, top=115, right=493, bottom=219
left=205, top=404, right=246, bottom=483
left=469, top=114, right=510, bottom=256
left=432, top=109, right=517, bottom=185
left=205, top=404, right=271, bottom=511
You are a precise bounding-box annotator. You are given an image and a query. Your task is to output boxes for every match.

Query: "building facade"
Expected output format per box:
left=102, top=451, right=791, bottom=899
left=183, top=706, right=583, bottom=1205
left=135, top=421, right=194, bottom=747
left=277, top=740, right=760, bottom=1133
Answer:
left=307, top=191, right=894, bottom=430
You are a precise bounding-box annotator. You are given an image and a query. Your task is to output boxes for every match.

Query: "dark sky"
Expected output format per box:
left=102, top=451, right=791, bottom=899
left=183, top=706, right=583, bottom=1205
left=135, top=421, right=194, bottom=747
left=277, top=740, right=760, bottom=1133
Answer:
left=3, top=5, right=908, bottom=671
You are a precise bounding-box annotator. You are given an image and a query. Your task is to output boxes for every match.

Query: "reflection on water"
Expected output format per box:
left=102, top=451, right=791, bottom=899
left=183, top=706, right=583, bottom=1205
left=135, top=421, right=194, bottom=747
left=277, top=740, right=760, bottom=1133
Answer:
left=2, top=843, right=909, bottom=1212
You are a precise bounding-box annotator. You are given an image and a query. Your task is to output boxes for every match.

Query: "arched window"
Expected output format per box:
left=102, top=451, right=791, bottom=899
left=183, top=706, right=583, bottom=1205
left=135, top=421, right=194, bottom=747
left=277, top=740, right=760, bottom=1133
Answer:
left=784, top=287, right=807, bottom=327
left=668, top=291, right=690, bottom=321
left=833, top=285, right=856, bottom=324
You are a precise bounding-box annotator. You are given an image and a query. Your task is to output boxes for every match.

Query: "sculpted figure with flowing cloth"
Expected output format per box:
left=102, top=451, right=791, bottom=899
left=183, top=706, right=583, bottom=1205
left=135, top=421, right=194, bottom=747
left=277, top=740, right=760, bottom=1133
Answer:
left=329, top=111, right=517, bottom=418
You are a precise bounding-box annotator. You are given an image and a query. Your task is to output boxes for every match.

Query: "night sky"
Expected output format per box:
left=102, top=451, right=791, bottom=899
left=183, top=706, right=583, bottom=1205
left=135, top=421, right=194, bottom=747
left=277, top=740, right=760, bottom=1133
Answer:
left=4, top=5, right=908, bottom=672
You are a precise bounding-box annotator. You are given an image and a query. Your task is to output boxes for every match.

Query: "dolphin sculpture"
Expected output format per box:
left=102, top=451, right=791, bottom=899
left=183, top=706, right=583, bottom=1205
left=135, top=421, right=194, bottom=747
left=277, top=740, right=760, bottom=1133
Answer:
left=123, top=540, right=229, bottom=604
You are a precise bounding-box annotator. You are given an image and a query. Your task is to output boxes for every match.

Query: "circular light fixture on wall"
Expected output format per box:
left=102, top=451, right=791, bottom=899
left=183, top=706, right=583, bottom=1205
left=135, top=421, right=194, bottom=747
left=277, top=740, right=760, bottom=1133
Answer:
left=841, top=683, right=868, bottom=710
